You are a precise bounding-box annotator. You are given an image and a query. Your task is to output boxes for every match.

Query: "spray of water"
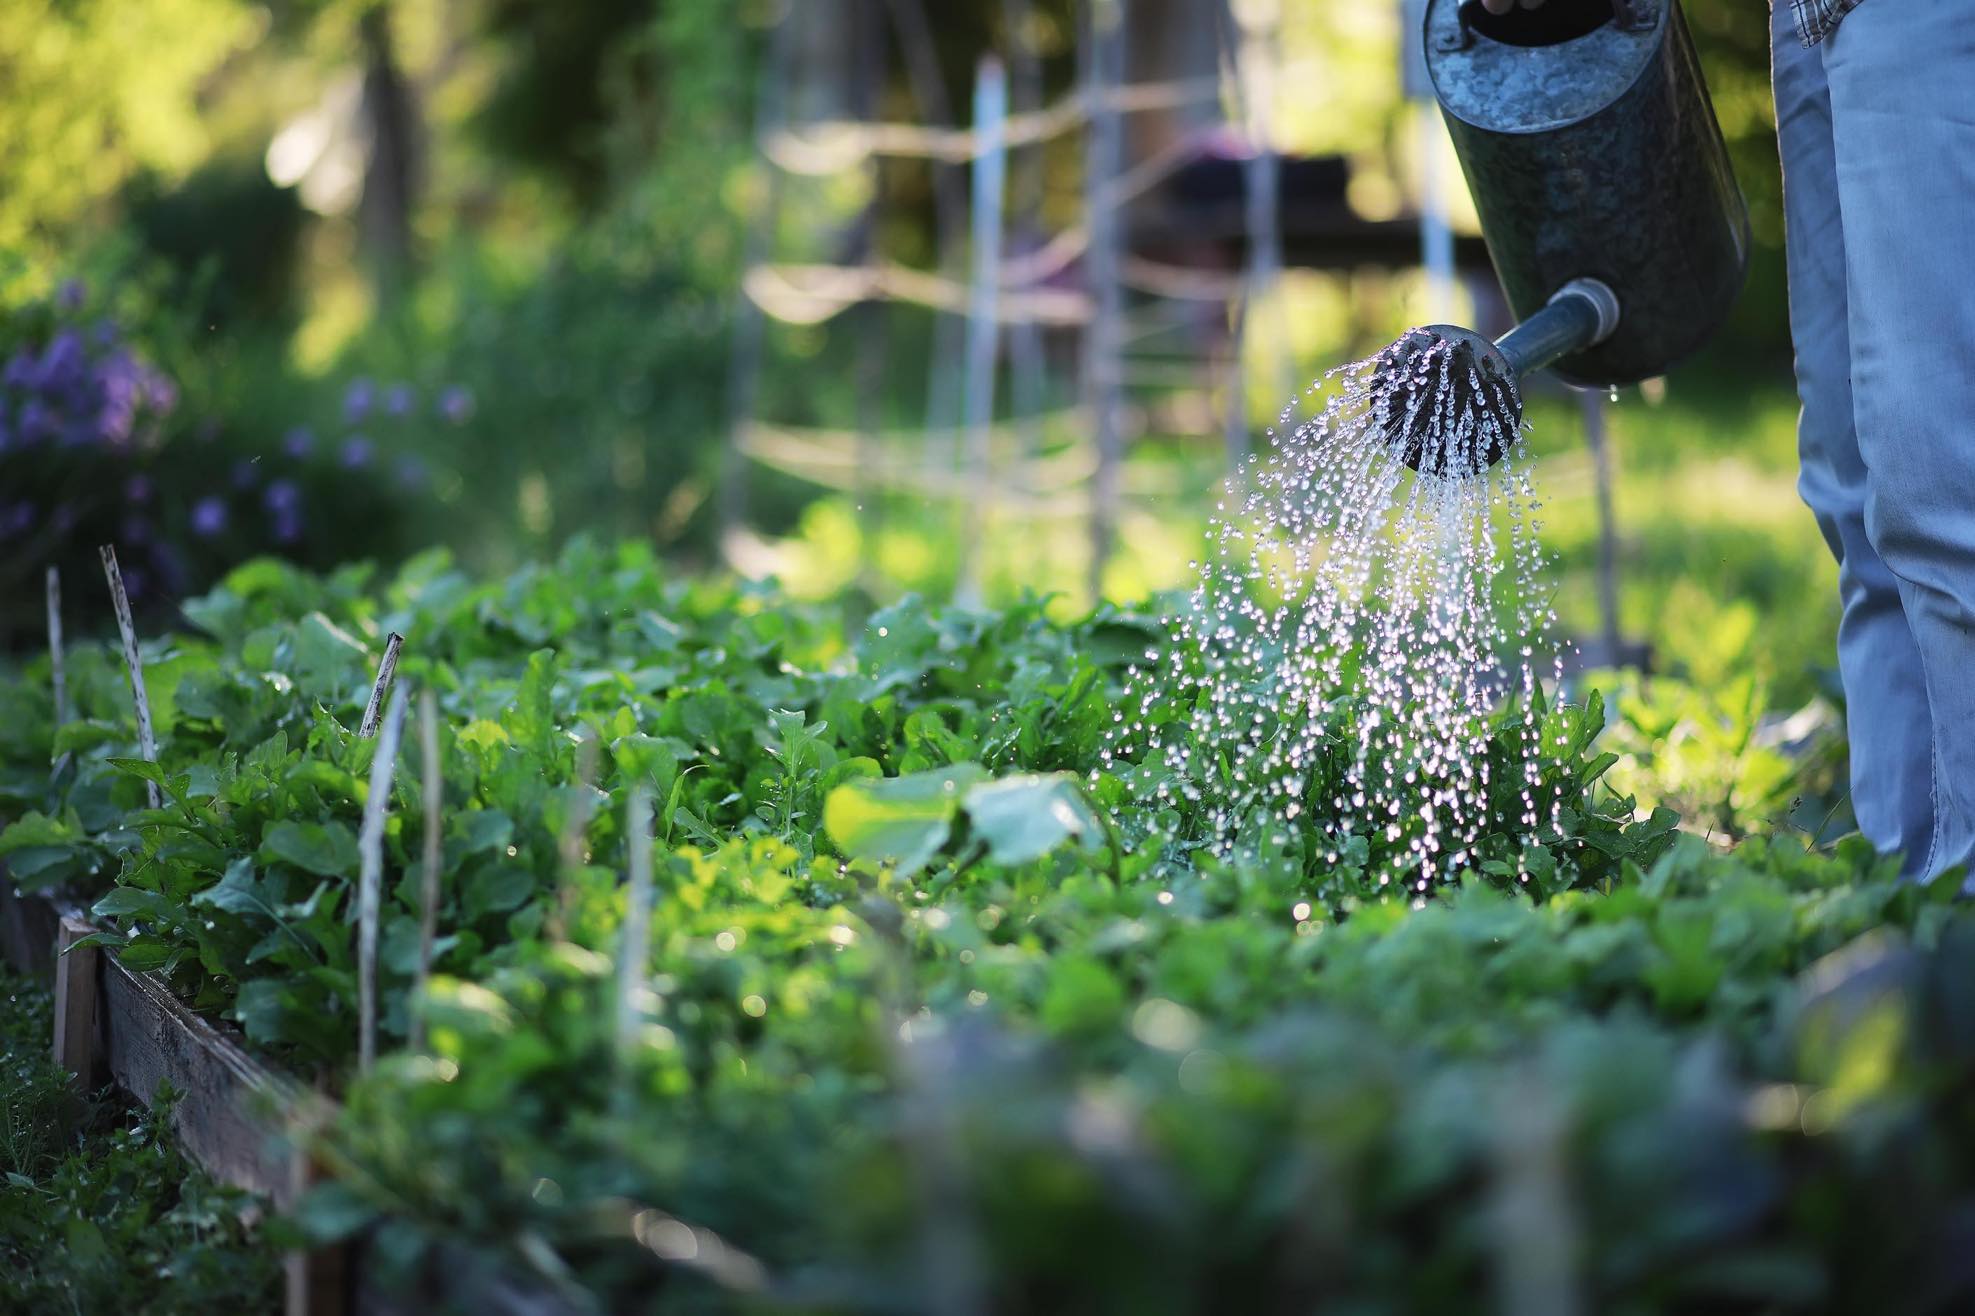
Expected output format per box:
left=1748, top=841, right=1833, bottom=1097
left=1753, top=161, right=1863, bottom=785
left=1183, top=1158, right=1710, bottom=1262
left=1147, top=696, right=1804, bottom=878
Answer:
left=1104, top=332, right=1564, bottom=899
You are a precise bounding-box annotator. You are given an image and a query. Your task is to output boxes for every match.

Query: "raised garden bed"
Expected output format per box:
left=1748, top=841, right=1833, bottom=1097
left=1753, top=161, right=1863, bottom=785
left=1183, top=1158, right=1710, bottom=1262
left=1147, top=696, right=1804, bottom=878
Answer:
left=4, top=543, right=1974, bottom=1314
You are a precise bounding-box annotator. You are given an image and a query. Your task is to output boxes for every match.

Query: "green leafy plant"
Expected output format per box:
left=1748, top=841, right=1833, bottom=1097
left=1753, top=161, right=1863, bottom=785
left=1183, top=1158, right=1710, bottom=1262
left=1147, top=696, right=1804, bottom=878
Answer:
left=0, top=969, right=277, bottom=1312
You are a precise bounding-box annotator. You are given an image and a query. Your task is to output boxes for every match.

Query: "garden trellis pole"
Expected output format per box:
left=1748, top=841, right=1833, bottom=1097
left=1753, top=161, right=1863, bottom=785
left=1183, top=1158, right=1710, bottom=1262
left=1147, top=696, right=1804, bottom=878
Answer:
left=853, top=0, right=891, bottom=592
left=1216, top=0, right=1286, bottom=470
left=1002, top=0, right=1048, bottom=467
left=1082, top=0, right=1127, bottom=603
left=1580, top=390, right=1624, bottom=661
left=955, top=56, right=1009, bottom=607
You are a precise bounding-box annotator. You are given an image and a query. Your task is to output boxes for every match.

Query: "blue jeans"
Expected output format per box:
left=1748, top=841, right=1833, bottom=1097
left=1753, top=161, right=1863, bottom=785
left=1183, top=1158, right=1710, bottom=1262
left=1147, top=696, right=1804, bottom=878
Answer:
left=1771, top=2, right=1975, bottom=881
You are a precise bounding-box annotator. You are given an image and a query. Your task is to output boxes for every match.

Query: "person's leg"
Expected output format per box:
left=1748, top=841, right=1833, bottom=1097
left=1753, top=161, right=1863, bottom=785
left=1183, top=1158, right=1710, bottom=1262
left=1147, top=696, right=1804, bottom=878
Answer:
left=1821, top=6, right=1975, bottom=879
left=1770, top=2, right=1936, bottom=868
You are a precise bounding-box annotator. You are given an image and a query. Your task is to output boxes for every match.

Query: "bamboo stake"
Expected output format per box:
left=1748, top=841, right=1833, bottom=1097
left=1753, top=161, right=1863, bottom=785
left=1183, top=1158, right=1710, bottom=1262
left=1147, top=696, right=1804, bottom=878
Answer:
left=357, top=685, right=409, bottom=1074
left=409, top=688, right=443, bottom=1052
left=614, top=785, right=656, bottom=1079
left=98, top=546, right=159, bottom=809
left=358, top=632, right=405, bottom=738
left=46, top=566, right=71, bottom=777
left=550, top=730, right=601, bottom=942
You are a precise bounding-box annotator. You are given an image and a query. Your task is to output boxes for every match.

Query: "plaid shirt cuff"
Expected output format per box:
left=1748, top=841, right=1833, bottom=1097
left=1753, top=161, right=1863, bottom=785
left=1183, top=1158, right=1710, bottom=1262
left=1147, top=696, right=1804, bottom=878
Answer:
left=1790, top=0, right=1865, bottom=46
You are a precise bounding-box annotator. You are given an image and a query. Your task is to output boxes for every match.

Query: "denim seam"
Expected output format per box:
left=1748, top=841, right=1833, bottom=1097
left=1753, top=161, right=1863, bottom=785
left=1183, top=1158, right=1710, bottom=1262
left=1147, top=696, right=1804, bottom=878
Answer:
left=1921, top=727, right=1942, bottom=881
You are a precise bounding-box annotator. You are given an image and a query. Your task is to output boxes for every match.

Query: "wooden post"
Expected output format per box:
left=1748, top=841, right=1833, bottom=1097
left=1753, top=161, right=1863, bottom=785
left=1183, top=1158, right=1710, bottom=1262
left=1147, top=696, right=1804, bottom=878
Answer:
left=51, top=916, right=101, bottom=1084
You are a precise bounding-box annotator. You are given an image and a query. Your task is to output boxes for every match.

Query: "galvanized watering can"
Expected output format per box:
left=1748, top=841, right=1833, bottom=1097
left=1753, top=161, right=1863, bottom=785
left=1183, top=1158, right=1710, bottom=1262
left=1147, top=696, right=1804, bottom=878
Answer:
left=1379, top=0, right=1749, bottom=473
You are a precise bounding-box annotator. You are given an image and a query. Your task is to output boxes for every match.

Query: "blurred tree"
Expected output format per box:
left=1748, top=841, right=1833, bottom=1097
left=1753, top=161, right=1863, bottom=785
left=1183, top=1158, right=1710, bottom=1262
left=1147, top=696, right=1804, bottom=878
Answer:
left=470, top=0, right=657, bottom=209
left=357, top=3, right=421, bottom=284
left=0, top=0, right=256, bottom=275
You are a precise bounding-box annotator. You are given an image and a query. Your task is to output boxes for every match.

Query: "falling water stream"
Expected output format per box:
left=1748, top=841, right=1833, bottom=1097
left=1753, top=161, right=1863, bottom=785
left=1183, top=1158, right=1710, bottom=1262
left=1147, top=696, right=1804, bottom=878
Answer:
left=1105, top=332, right=1564, bottom=896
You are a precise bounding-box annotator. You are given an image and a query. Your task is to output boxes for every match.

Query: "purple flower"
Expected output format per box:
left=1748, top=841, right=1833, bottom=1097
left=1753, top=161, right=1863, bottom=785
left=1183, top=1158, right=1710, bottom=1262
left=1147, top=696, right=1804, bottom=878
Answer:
left=125, top=474, right=153, bottom=504
left=438, top=385, right=475, bottom=424
left=54, top=279, right=84, bottom=313
left=343, top=377, right=375, bottom=424
left=3, top=350, right=34, bottom=389
left=264, top=478, right=302, bottom=512
left=39, top=330, right=85, bottom=391
left=191, top=496, right=228, bottom=538
left=283, top=426, right=315, bottom=459
left=144, top=370, right=177, bottom=414
left=340, top=436, right=374, bottom=468
left=17, top=400, right=53, bottom=444
left=384, top=383, right=414, bottom=417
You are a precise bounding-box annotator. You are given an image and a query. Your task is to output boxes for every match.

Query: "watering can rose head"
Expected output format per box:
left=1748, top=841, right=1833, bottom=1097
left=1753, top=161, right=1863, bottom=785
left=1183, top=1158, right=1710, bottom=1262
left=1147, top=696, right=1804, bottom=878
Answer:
left=1369, top=325, right=1523, bottom=480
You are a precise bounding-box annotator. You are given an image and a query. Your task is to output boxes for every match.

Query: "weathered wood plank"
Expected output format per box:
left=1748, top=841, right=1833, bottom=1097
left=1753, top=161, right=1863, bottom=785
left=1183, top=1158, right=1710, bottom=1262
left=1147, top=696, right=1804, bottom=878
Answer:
left=98, top=951, right=323, bottom=1203
left=4, top=881, right=560, bottom=1314
left=51, top=915, right=102, bottom=1084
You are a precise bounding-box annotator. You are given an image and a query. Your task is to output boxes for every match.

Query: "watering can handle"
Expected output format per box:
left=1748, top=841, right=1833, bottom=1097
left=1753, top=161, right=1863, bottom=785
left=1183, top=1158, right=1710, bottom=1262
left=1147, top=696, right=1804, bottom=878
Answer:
left=1453, top=0, right=1658, bottom=42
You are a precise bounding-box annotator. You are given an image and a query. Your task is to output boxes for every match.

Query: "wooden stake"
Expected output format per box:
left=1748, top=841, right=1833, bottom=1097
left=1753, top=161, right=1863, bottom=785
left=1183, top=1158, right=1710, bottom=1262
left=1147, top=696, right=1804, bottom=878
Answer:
left=98, top=545, right=159, bottom=809
left=410, top=688, right=442, bottom=1052
left=359, top=631, right=405, bottom=738
left=357, top=685, right=409, bottom=1074
left=615, top=786, right=655, bottom=1076
left=52, top=916, right=100, bottom=1084
left=46, top=566, right=71, bottom=777
left=550, top=730, right=600, bottom=942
